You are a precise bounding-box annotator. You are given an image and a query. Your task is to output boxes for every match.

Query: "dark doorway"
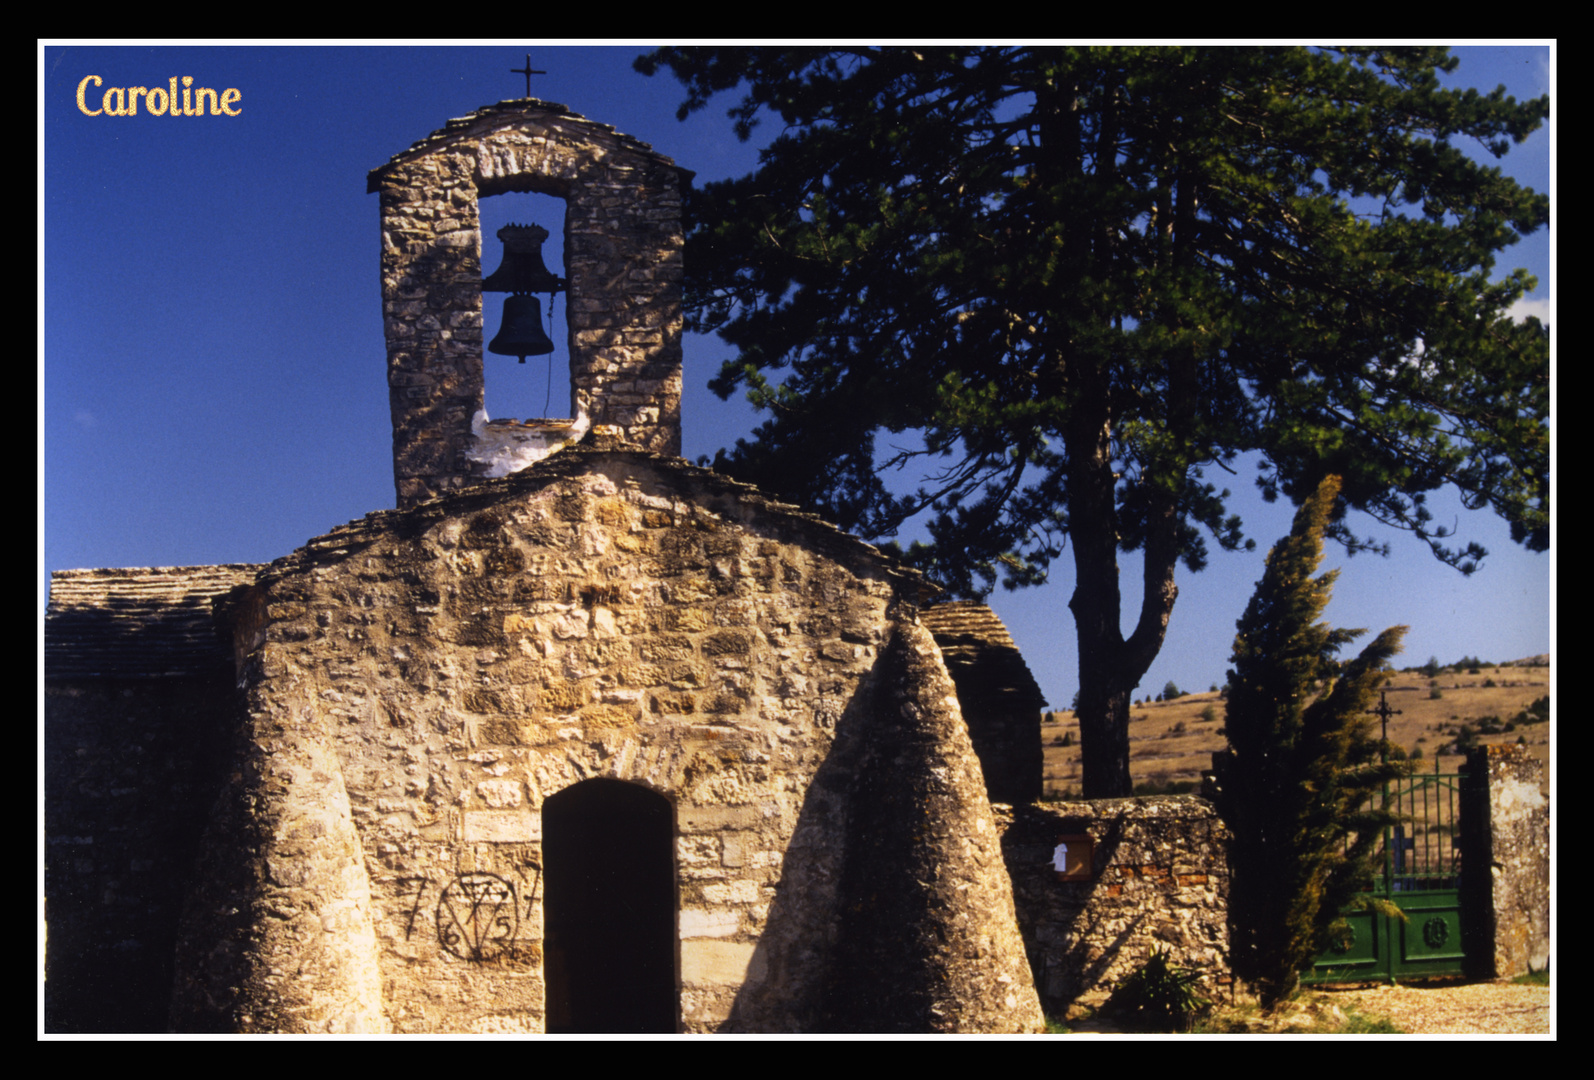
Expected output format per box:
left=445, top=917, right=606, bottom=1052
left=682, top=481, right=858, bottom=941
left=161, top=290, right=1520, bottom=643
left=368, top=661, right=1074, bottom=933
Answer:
left=542, top=779, right=677, bottom=1033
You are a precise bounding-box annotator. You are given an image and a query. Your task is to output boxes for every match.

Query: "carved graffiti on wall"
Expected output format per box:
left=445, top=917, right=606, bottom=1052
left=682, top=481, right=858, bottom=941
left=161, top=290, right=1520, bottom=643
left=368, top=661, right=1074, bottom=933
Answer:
left=437, top=873, right=519, bottom=960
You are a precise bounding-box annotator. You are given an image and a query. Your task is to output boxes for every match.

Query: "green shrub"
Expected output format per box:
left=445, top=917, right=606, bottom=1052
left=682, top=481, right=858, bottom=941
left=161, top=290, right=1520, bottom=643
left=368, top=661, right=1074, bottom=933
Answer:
left=1162, top=680, right=1183, bottom=701
left=1429, top=687, right=1443, bottom=700
left=1199, top=705, right=1219, bottom=724
left=1342, top=1007, right=1405, bottom=1034
left=1513, top=963, right=1549, bottom=987
left=1104, top=948, right=1208, bottom=1032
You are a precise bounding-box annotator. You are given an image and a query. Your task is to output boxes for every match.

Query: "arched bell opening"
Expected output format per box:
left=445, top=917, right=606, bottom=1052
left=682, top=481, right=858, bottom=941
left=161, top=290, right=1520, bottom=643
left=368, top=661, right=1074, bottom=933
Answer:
left=478, top=190, right=572, bottom=425
left=541, top=779, right=678, bottom=1034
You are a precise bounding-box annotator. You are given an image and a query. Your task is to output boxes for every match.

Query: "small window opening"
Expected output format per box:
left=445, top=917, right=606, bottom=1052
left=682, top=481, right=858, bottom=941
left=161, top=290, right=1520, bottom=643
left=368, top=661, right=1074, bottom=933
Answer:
left=480, top=192, right=571, bottom=424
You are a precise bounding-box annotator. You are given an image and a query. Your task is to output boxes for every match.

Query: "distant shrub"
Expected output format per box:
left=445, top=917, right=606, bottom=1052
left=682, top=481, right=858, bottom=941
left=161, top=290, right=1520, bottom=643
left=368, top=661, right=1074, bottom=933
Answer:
left=1162, top=681, right=1183, bottom=701
left=1483, top=677, right=1497, bottom=688
left=1411, top=746, right=1423, bottom=760
left=1422, top=656, right=1442, bottom=679
left=1062, top=730, right=1073, bottom=747
left=1512, top=695, right=1549, bottom=726
left=1429, top=687, right=1443, bottom=700
left=1199, top=705, right=1219, bottom=724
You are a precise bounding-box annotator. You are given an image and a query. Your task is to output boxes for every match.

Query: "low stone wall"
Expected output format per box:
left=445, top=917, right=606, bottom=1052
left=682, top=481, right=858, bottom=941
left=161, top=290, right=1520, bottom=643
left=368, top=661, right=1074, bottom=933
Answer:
left=999, top=797, right=1229, bottom=1018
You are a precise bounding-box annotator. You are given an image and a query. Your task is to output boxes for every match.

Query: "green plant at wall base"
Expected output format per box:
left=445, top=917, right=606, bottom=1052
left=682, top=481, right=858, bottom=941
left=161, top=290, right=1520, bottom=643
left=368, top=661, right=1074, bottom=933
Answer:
left=1105, top=949, right=1208, bottom=1032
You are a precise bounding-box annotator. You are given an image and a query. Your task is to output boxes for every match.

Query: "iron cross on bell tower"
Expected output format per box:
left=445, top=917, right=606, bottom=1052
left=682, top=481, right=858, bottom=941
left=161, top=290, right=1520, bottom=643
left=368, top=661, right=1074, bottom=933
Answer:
left=511, top=55, right=546, bottom=99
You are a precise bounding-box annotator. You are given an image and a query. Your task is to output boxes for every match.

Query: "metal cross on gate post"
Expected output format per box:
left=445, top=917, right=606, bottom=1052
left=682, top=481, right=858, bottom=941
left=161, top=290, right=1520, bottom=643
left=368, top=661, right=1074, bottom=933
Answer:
left=1368, top=690, right=1403, bottom=764
left=512, top=55, right=546, bottom=99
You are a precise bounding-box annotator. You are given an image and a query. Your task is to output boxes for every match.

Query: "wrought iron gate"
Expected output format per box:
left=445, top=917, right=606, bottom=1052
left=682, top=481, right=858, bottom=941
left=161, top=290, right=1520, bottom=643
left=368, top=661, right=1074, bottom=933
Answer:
left=1305, top=770, right=1469, bottom=984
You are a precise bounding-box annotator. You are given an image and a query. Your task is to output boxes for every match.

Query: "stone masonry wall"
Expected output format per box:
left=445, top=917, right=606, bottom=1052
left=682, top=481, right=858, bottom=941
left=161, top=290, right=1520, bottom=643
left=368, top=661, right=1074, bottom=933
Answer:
left=370, top=102, right=685, bottom=508
left=1466, top=745, right=1550, bottom=978
left=171, top=449, right=1042, bottom=1033
left=44, top=678, right=237, bottom=1033
left=1000, top=797, right=1229, bottom=1018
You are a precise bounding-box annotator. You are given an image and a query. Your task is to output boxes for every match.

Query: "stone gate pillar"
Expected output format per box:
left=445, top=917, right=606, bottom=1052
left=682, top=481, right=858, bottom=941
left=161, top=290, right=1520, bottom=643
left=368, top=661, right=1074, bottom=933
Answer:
left=1461, top=744, right=1550, bottom=978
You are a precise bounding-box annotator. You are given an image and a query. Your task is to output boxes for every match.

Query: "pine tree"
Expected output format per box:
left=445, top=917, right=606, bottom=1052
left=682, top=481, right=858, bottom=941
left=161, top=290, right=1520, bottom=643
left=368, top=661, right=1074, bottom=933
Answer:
left=1210, top=475, right=1409, bottom=1009
left=638, top=47, right=1548, bottom=797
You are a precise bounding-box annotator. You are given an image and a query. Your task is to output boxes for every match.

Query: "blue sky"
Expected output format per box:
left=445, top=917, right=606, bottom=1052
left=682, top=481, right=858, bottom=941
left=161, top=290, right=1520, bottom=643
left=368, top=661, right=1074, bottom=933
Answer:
left=41, top=43, right=1552, bottom=710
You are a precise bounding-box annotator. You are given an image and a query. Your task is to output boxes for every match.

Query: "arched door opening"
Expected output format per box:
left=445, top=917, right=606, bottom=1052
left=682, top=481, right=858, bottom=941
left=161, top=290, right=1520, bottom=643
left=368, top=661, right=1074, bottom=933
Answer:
left=479, top=190, right=570, bottom=423
left=542, top=779, right=677, bottom=1033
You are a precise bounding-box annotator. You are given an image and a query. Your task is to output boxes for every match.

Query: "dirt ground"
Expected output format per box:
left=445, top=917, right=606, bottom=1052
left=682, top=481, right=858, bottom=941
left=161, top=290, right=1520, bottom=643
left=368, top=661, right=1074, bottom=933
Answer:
left=1313, top=978, right=1551, bottom=1035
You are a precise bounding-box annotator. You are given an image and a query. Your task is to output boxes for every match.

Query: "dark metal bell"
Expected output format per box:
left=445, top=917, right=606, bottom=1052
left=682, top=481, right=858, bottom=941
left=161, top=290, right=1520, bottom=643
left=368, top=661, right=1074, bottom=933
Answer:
left=482, top=222, right=565, bottom=295
left=489, top=294, right=555, bottom=362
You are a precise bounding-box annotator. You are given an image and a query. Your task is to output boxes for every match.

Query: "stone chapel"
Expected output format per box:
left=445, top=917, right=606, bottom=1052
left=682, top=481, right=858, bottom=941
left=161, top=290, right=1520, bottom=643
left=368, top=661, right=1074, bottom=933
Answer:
left=45, top=100, right=1061, bottom=1034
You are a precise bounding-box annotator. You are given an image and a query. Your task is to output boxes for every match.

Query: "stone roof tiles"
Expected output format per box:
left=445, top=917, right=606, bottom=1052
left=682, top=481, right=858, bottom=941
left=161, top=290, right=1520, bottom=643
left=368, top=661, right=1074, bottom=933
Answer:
left=366, top=99, right=684, bottom=193
left=253, top=443, right=928, bottom=596
left=921, top=600, right=1048, bottom=713
left=45, top=565, right=263, bottom=679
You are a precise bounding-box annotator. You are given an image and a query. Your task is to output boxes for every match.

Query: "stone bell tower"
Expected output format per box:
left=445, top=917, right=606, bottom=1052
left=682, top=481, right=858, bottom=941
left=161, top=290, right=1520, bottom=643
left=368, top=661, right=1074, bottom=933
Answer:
left=367, top=100, right=687, bottom=509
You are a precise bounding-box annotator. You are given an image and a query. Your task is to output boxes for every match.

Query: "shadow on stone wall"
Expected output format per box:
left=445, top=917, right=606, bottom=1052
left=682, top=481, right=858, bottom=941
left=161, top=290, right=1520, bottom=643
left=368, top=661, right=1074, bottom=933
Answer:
left=726, top=617, right=1044, bottom=1034
left=1000, top=797, right=1231, bottom=1018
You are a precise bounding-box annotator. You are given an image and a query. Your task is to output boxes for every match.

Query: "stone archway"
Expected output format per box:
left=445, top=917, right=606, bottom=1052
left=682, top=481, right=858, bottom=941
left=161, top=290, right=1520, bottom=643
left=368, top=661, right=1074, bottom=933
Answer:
left=542, top=779, right=677, bottom=1033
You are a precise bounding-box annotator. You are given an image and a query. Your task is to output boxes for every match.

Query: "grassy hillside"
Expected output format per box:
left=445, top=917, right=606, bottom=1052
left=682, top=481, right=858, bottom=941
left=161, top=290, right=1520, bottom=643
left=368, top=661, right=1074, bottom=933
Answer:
left=1040, top=660, right=1550, bottom=800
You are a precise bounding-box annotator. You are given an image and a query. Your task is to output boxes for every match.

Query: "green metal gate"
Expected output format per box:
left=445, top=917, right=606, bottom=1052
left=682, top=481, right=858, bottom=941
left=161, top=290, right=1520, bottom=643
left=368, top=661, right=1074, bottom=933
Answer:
left=1306, top=770, right=1468, bottom=984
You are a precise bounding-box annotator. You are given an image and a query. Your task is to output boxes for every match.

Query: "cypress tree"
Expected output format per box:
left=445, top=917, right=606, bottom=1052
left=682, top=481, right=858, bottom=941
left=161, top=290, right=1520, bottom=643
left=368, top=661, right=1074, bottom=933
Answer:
left=1210, top=475, right=1408, bottom=1009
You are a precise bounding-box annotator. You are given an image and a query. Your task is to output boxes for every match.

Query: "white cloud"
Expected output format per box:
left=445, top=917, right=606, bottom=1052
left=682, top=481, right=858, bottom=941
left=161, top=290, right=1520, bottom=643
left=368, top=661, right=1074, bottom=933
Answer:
left=1508, top=296, right=1550, bottom=324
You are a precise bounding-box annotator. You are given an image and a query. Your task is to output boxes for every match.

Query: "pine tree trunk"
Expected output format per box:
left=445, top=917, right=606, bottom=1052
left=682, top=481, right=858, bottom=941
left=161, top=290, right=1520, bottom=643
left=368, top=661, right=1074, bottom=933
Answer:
left=1076, top=682, right=1133, bottom=799
left=1063, top=380, right=1183, bottom=800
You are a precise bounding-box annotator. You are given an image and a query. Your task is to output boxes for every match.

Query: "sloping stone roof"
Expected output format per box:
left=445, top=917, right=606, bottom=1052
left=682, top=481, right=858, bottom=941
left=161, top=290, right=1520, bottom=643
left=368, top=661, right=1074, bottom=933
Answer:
left=252, top=443, right=926, bottom=595
left=366, top=98, right=686, bottom=193
left=921, top=601, right=1048, bottom=713
left=45, top=565, right=263, bottom=679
